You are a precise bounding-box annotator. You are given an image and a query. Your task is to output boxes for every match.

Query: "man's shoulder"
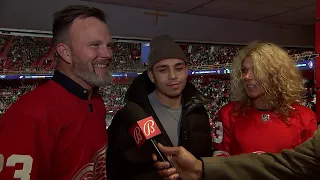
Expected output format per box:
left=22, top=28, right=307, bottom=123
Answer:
left=11, top=84, right=42, bottom=105
left=20, top=80, right=60, bottom=99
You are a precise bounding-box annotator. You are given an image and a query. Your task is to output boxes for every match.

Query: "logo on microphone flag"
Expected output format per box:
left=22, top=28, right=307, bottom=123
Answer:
left=129, top=116, right=161, bottom=147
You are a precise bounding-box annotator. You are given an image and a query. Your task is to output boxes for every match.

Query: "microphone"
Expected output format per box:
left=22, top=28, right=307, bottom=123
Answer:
left=123, top=102, right=173, bottom=167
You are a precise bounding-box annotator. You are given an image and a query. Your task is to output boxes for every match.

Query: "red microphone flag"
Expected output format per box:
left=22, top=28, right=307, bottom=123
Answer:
left=129, top=116, right=161, bottom=147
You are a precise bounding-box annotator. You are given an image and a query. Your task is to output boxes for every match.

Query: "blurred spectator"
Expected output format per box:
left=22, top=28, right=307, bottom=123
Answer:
left=7, top=36, right=52, bottom=72
left=0, top=35, right=9, bottom=53
left=0, top=100, right=4, bottom=110
left=111, top=42, right=142, bottom=72
left=285, top=48, right=315, bottom=61
left=186, top=45, right=240, bottom=67
left=99, top=83, right=129, bottom=128
left=190, top=76, right=231, bottom=123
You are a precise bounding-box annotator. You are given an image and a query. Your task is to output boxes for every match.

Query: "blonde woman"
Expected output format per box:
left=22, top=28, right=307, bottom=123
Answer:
left=213, top=41, right=318, bottom=157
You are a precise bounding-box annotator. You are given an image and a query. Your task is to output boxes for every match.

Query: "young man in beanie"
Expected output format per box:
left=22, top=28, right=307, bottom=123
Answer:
left=106, top=35, right=213, bottom=180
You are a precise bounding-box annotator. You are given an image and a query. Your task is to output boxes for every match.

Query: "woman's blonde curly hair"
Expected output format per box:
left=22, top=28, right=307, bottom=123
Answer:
left=231, top=41, right=304, bottom=119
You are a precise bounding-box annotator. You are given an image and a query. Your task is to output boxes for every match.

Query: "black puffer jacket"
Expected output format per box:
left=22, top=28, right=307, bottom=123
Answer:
left=106, top=71, right=213, bottom=180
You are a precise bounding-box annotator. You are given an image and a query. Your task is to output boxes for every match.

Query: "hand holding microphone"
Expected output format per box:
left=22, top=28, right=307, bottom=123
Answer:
left=124, top=102, right=203, bottom=179
left=152, top=144, right=203, bottom=180
left=125, top=102, right=173, bottom=166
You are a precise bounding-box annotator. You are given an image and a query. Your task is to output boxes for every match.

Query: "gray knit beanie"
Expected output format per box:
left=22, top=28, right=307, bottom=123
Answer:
left=148, top=35, right=186, bottom=69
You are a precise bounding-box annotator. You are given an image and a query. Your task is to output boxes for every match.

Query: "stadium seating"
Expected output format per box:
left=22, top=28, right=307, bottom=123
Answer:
left=0, top=35, right=9, bottom=54
left=0, top=35, right=316, bottom=74
left=112, top=42, right=142, bottom=71
left=0, top=35, right=317, bottom=129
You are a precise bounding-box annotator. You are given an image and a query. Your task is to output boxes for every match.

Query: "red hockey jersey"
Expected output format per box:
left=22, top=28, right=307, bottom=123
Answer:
left=213, top=101, right=317, bottom=156
left=0, top=71, right=107, bottom=180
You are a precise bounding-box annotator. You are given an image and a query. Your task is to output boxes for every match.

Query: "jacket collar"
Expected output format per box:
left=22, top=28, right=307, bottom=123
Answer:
left=52, top=70, right=99, bottom=100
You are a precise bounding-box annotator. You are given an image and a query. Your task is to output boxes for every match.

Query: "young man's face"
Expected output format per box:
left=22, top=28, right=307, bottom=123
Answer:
left=148, top=58, right=188, bottom=98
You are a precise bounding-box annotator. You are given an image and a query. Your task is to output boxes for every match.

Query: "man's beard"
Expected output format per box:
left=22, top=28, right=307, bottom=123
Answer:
left=71, top=59, right=112, bottom=87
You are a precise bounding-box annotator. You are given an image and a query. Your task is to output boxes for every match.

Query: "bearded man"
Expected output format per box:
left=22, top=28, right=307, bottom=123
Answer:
left=0, top=5, right=111, bottom=180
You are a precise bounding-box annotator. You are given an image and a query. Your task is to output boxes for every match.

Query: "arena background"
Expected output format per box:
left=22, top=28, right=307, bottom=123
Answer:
left=0, top=0, right=315, bottom=46
left=0, top=0, right=319, bottom=137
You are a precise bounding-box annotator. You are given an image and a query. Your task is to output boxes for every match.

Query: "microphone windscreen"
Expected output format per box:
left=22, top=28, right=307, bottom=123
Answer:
left=121, top=102, right=150, bottom=126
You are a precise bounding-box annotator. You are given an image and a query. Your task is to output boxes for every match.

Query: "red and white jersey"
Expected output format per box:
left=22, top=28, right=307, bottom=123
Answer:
left=0, top=71, right=107, bottom=180
left=213, top=102, right=318, bottom=157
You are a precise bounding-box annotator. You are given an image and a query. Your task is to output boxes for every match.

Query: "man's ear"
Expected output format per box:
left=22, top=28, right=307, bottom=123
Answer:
left=56, top=42, right=72, bottom=64
left=147, top=69, right=155, bottom=83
